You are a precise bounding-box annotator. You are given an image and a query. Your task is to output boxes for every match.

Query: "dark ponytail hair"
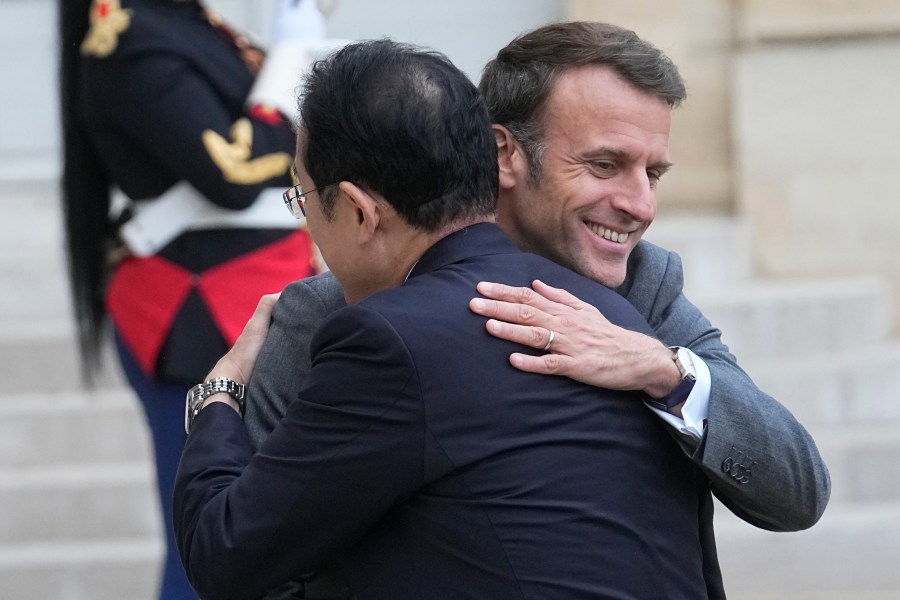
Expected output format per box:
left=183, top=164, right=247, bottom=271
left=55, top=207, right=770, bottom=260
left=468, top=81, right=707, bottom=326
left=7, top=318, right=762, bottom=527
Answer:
left=59, top=0, right=113, bottom=384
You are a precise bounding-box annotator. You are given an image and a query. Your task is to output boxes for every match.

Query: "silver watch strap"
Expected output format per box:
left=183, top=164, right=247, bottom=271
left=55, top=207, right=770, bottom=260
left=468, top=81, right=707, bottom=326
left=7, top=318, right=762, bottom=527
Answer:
left=185, top=377, right=246, bottom=434
left=198, top=377, right=246, bottom=405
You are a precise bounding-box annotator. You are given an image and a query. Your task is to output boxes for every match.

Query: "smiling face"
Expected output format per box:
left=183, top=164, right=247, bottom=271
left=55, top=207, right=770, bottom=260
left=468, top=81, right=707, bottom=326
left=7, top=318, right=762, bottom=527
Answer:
left=496, top=65, right=673, bottom=288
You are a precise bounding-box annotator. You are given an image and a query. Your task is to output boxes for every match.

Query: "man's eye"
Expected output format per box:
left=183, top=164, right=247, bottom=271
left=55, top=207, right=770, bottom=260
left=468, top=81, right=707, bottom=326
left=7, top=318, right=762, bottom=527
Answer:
left=647, top=169, right=665, bottom=190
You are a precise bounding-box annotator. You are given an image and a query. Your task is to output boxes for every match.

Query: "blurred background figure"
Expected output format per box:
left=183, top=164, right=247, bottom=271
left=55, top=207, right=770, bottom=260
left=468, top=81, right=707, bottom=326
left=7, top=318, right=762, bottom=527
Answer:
left=57, top=0, right=337, bottom=597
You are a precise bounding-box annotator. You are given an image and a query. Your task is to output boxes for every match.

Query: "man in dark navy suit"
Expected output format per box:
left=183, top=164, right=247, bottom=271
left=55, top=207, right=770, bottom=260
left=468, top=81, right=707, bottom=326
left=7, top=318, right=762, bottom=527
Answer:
left=174, top=39, right=715, bottom=599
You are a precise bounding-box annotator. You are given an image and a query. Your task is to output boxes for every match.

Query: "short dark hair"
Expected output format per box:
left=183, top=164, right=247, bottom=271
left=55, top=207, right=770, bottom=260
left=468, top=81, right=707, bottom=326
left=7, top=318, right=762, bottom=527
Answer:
left=479, top=21, right=686, bottom=183
left=299, top=39, right=498, bottom=231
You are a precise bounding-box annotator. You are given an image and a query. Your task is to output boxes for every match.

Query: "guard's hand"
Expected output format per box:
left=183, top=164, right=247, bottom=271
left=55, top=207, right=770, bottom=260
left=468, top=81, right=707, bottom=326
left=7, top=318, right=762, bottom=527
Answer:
left=469, top=280, right=678, bottom=396
left=207, top=292, right=281, bottom=387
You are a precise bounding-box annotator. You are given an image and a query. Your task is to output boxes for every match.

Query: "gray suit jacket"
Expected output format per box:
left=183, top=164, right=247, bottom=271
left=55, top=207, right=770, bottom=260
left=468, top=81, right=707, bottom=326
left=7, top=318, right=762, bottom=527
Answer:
left=245, top=239, right=830, bottom=532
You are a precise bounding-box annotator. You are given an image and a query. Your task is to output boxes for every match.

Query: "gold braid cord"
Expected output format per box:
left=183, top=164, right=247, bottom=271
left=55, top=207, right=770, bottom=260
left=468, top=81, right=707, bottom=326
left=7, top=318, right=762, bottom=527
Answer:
left=202, top=118, right=293, bottom=185
left=81, top=0, right=132, bottom=58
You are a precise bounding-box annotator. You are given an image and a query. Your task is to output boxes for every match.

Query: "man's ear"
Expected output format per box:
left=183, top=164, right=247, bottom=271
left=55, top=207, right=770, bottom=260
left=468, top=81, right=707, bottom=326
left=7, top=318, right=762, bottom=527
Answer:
left=493, top=124, right=526, bottom=191
left=338, top=181, right=381, bottom=241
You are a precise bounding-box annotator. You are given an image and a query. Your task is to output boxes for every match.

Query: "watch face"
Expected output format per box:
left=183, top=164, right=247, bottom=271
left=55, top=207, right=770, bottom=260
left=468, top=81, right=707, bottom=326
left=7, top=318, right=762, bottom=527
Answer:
left=674, top=347, right=697, bottom=381
left=185, top=386, right=203, bottom=434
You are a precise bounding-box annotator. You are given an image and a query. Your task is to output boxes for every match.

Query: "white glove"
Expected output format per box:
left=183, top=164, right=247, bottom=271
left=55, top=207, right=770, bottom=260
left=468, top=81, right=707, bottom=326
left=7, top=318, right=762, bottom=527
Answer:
left=250, top=0, right=348, bottom=121
left=271, top=0, right=326, bottom=46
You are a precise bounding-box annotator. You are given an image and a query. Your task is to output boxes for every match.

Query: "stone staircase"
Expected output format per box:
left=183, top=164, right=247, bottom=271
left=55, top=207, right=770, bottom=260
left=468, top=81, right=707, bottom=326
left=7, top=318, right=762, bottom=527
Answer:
left=648, top=217, right=900, bottom=600
left=0, top=186, right=898, bottom=599
left=0, top=181, right=162, bottom=599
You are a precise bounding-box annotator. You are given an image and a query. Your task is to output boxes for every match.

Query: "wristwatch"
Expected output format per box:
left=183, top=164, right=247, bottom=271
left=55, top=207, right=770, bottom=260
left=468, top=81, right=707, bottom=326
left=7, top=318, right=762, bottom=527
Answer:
left=647, top=346, right=697, bottom=411
left=672, top=346, right=697, bottom=383
left=184, top=377, right=246, bottom=434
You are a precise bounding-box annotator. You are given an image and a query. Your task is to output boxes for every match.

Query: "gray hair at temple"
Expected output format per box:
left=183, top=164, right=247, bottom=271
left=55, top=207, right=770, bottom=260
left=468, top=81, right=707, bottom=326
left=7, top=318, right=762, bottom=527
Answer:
left=479, top=21, right=686, bottom=184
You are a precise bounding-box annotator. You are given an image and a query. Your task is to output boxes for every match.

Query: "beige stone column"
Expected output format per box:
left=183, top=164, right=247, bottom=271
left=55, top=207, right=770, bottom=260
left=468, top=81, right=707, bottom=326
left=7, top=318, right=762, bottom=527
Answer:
left=733, top=0, right=900, bottom=329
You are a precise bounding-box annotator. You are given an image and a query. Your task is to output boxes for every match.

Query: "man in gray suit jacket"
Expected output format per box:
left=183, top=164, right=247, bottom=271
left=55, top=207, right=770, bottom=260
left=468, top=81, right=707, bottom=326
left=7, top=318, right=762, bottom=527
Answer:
left=245, top=19, right=829, bottom=543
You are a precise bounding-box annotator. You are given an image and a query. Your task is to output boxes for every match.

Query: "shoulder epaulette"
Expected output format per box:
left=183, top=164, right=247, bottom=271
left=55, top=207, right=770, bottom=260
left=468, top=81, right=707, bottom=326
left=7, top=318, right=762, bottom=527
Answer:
left=81, top=0, right=132, bottom=58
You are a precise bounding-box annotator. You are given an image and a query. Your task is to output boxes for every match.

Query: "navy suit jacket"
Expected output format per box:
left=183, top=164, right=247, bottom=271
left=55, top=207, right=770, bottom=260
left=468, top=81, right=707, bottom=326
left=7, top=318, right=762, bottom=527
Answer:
left=176, top=224, right=718, bottom=599
left=247, top=242, right=830, bottom=536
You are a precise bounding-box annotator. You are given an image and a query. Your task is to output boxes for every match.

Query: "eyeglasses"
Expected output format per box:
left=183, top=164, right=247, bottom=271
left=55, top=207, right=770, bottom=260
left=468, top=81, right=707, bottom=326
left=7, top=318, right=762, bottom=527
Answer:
left=282, top=183, right=330, bottom=218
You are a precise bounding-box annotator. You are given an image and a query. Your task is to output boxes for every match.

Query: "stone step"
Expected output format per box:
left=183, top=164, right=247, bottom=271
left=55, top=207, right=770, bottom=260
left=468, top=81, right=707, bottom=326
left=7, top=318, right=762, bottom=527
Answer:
left=691, top=276, right=893, bottom=360
left=0, top=462, right=160, bottom=545
left=0, top=537, right=160, bottom=600
left=0, top=183, right=77, bottom=328
left=0, top=181, right=63, bottom=254
left=715, top=501, right=900, bottom=600
left=728, top=343, right=900, bottom=509
left=744, top=341, right=900, bottom=427
left=0, top=319, right=124, bottom=395
left=0, top=251, right=68, bottom=322
left=0, top=388, right=150, bottom=468
left=812, top=422, right=900, bottom=507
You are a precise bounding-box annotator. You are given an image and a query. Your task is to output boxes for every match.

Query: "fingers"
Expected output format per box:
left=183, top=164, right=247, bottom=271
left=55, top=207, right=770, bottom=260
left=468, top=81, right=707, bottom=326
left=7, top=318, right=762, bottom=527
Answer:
left=469, top=295, right=544, bottom=328
left=221, top=292, right=281, bottom=381
left=471, top=281, right=554, bottom=328
left=508, top=351, right=565, bottom=376
left=256, top=292, right=281, bottom=319
left=243, top=292, right=281, bottom=336
left=470, top=281, right=563, bottom=351
left=475, top=281, right=544, bottom=306
left=475, top=280, right=592, bottom=316
left=483, top=318, right=554, bottom=351
left=470, top=280, right=602, bottom=361
left=531, top=279, right=587, bottom=310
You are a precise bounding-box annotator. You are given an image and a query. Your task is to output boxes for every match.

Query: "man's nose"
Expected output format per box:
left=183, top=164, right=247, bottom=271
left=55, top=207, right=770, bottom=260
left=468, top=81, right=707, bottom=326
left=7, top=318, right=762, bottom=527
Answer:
left=610, top=171, right=656, bottom=222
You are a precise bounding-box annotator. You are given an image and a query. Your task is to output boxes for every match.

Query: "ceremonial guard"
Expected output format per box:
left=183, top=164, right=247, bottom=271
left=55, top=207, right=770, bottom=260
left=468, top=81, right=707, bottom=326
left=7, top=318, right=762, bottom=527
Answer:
left=58, top=1, right=338, bottom=596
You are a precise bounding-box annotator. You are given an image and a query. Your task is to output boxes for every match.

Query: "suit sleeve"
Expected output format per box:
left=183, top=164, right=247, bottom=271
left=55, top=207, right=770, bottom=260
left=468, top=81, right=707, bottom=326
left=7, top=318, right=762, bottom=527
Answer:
left=624, top=246, right=831, bottom=532
left=243, top=273, right=347, bottom=449
left=87, top=43, right=295, bottom=208
left=174, top=305, right=423, bottom=600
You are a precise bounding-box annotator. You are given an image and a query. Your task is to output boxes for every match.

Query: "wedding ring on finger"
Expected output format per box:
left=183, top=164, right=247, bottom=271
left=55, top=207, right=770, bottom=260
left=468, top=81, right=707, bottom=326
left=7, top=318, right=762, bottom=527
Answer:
left=542, top=329, right=556, bottom=352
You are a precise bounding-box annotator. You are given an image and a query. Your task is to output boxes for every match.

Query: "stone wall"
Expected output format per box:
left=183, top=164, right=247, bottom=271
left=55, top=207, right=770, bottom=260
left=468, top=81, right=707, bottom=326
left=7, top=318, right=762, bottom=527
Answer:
left=738, top=0, right=900, bottom=42
left=733, top=0, right=900, bottom=331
